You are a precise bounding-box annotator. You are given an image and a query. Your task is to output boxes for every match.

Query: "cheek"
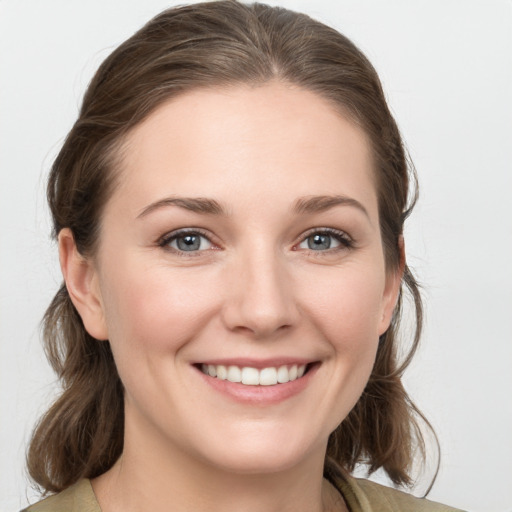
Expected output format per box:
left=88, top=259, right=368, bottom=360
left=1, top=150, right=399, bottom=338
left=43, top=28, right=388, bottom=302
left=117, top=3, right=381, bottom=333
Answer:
left=300, top=265, right=384, bottom=391
left=99, top=261, right=221, bottom=358
left=291, top=267, right=385, bottom=433
left=299, top=265, right=386, bottom=350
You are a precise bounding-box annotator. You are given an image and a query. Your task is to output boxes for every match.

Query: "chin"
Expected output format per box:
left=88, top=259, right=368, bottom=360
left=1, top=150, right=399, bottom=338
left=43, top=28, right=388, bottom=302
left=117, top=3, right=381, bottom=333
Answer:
left=203, top=450, right=307, bottom=476
left=190, top=428, right=324, bottom=476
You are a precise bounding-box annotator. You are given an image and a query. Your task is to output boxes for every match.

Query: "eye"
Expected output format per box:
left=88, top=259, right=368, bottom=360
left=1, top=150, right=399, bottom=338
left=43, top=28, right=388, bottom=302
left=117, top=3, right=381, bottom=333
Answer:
left=160, top=230, right=213, bottom=253
left=297, top=229, right=352, bottom=252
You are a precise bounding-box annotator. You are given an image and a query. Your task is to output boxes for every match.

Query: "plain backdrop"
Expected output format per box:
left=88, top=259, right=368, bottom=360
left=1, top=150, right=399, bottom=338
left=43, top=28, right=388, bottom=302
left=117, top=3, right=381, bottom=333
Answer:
left=1, top=1, right=511, bottom=511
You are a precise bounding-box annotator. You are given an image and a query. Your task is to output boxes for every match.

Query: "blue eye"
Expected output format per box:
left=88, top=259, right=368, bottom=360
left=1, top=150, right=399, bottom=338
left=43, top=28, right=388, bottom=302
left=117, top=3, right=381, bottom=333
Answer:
left=298, top=230, right=351, bottom=252
left=162, top=231, right=213, bottom=252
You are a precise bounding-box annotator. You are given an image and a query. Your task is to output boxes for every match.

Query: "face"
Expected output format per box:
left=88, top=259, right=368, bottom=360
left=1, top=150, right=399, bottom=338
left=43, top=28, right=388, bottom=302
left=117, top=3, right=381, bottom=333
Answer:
left=66, top=83, right=401, bottom=475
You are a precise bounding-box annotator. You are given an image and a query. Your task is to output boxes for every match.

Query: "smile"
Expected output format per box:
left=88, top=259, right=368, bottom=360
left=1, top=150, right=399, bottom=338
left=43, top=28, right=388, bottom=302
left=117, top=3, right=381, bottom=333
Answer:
left=199, top=364, right=307, bottom=386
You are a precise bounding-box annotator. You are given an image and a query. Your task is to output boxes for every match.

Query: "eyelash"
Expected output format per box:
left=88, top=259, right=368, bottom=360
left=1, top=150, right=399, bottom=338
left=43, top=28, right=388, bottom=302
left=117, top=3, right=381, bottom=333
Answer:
left=296, top=227, right=354, bottom=254
left=157, top=227, right=354, bottom=256
left=158, top=228, right=215, bottom=257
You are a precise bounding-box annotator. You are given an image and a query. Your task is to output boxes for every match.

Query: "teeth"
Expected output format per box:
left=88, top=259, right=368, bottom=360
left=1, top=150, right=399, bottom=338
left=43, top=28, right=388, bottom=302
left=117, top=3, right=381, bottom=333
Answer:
left=277, top=365, right=290, bottom=383
left=241, top=367, right=259, bottom=385
left=259, top=367, right=277, bottom=386
left=200, top=363, right=308, bottom=386
left=216, top=365, right=227, bottom=380
left=227, top=365, right=242, bottom=383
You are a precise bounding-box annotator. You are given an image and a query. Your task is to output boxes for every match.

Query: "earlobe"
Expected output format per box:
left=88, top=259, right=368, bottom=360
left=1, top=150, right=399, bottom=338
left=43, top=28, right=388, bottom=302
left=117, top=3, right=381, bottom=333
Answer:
left=378, top=235, right=405, bottom=335
left=58, top=228, right=109, bottom=340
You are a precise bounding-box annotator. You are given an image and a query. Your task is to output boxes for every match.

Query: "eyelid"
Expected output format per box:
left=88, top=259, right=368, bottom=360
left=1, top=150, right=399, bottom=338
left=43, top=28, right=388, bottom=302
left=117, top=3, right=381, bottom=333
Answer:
left=294, top=227, right=354, bottom=252
left=158, top=227, right=219, bottom=254
left=157, top=226, right=354, bottom=255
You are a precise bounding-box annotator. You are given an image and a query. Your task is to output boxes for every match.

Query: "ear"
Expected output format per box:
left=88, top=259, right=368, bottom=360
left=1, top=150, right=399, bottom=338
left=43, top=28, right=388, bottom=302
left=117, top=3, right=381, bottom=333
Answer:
left=378, top=235, right=405, bottom=335
left=58, top=228, right=109, bottom=340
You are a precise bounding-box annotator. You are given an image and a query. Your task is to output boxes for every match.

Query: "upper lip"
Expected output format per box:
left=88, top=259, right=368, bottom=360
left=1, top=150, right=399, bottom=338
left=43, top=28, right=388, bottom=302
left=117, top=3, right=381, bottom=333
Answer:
left=193, top=357, right=315, bottom=369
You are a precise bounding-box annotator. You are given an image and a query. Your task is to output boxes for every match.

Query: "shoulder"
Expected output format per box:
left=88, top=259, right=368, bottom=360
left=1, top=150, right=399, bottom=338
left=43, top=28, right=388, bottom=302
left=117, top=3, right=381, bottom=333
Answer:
left=339, top=475, right=466, bottom=512
left=22, top=480, right=100, bottom=512
left=354, top=478, right=464, bottom=511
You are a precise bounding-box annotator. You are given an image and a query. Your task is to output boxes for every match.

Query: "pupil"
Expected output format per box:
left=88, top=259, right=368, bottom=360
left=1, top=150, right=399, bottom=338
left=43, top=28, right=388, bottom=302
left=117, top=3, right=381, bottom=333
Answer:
left=178, top=235, right=200, bottom=251
left=308, top=234, right=330, bottom=250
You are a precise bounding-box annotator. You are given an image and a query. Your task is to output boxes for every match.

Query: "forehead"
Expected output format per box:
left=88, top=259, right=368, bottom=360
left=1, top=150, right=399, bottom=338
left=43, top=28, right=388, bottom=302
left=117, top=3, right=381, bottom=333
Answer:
left=108, top=82, right=378, bottom=219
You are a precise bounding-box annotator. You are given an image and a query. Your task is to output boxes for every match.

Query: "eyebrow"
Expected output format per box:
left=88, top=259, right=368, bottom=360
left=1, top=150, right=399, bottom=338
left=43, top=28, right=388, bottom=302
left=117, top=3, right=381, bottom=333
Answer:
left=136, top=194, right=369, bottom=220
left=293, top=194, right=370, bottom=219
left=137, top=197, right=226, bottom=218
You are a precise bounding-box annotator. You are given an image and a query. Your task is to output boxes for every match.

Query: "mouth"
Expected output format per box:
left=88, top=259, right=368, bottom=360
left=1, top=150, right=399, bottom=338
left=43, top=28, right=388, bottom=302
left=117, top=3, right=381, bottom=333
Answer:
left=196, top=362, right=316, bottom=386
left=193, top=359, right=320, bottom=404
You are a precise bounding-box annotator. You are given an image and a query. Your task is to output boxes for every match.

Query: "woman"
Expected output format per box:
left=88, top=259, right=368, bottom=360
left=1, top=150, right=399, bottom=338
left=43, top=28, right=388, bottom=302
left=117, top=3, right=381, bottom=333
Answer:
left=24, top=2, right=463, bottom=511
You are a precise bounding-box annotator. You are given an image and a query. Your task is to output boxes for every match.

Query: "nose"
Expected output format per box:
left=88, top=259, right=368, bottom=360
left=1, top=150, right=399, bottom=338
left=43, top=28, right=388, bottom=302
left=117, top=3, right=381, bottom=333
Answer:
left=221, top=248, right=299, bottom=339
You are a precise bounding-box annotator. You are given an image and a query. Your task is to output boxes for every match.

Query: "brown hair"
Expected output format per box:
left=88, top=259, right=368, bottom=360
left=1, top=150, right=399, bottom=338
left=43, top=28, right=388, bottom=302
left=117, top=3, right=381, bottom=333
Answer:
left=28, top=0, right=434, bottom=494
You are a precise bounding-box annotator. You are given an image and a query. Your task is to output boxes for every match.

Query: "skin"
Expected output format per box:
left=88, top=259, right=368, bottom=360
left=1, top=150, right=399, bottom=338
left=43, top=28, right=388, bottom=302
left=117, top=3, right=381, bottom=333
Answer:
left=59, top=82, right=402, bottom=512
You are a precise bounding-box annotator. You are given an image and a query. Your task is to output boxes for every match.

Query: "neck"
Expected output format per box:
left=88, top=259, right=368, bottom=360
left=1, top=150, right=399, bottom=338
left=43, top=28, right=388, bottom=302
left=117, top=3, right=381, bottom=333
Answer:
left=91, top=411, right=345, bottom=512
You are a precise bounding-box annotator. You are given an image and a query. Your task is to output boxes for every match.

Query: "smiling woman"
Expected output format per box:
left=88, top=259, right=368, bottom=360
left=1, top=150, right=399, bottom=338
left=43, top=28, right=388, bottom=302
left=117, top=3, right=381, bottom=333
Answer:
left=22, top=2, right=463, bottom=512
left=69, top=84, right=394, bottom=484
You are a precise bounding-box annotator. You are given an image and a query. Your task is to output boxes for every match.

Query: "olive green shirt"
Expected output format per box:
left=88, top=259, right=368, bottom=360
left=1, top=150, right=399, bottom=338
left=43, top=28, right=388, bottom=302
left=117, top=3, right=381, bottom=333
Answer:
left=23, top=476, right=464, bottom=512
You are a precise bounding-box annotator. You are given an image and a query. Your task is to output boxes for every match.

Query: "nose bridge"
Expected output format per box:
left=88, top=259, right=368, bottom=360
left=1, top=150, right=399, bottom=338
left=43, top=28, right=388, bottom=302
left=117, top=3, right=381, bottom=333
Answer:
left=222, top=238, right=298, bottom=338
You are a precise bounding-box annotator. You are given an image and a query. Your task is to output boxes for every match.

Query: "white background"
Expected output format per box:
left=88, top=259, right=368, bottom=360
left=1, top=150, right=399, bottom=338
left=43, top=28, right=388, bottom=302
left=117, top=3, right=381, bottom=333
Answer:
left=1, top=1, right=511, bottom=511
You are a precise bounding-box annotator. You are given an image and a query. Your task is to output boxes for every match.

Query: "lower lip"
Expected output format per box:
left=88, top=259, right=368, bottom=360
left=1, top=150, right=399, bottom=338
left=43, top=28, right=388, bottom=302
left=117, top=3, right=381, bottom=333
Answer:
left=193, top=364, right=319, bottom=405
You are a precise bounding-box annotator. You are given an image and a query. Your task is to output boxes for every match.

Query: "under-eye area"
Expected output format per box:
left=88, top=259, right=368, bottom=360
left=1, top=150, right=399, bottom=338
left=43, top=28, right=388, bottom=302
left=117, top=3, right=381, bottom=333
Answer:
left=196, top=363, right=318, bottom=386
